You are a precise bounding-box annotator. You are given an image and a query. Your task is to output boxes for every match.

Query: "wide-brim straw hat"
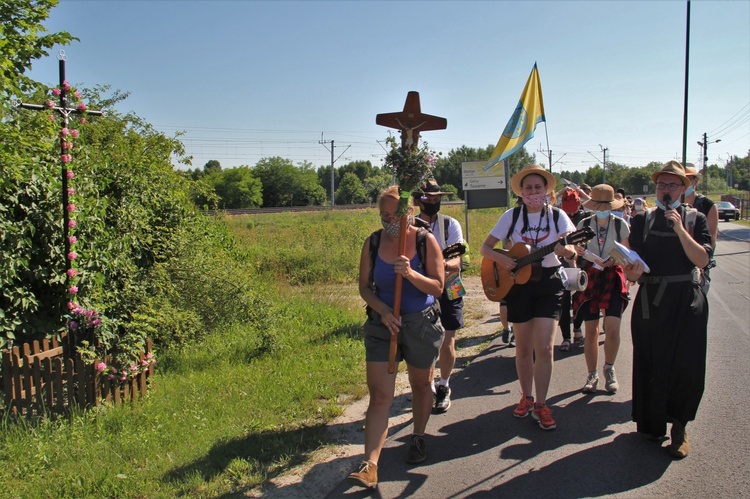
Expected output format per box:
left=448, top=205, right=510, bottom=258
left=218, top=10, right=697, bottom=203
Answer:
left=684, top=163, right=700, bottom=178
left=582, top=184, right=625, bottom=211
left=651, top=160, right=691, bottom=187
left=510, top=164, right=556, bottom=197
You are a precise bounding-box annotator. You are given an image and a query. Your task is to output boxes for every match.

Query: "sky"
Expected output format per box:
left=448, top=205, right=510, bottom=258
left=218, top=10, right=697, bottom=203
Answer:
left=28, top=0, right=750, bottom=175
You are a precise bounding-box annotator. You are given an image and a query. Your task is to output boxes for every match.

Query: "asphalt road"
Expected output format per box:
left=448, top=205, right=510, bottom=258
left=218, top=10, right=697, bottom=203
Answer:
left=329, top=221, right=750, bottom=498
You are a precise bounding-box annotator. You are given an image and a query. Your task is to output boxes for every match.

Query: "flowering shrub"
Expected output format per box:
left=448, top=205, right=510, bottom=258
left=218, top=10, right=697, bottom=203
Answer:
left=382, top=135, right=440, bottom=216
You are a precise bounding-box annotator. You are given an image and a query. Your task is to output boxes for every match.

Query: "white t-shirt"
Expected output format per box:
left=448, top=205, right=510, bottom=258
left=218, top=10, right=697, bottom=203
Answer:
left=428, top=214, right=463, bottom=251
left=490, top=206, right=576, bottom=268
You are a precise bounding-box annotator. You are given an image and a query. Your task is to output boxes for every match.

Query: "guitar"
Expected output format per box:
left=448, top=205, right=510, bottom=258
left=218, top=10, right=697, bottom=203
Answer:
left=481, top=227, right=595, bottom=302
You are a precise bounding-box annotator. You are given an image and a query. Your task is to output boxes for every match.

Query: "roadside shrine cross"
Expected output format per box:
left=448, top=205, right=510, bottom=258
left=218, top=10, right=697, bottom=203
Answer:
left=376, top=91, right=447, bottom=150
left=17, top=50, right=102, bottom=290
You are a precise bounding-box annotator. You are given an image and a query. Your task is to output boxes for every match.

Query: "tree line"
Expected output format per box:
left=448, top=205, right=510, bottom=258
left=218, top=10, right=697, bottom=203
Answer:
left=182, top=147, right=750, bottom=210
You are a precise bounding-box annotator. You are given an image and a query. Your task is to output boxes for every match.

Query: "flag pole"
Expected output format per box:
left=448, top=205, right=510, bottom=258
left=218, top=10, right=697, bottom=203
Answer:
left=544, top=122, right=552, bottom=172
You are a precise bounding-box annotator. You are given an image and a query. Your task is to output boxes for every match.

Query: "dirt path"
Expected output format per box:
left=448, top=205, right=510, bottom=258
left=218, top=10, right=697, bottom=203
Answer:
left=247, top=275, right=502, bottom=497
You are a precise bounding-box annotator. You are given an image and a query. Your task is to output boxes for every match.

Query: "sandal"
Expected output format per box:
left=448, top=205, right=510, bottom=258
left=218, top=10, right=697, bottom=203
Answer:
left=573, top=335, right=584, bottom=347
left=560, top=340, right=571, bottom=352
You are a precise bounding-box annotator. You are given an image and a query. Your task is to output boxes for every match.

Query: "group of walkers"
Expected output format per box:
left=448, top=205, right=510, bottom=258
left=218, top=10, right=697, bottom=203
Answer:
left=349, top=161, right=713, bottom=489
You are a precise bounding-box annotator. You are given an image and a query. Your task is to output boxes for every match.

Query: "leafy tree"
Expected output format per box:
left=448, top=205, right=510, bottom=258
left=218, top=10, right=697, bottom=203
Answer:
left=204, top=159, right=222, bottom=175
left=0, top=0, right=76, bottom=101
left=363, top=171, right=393, bottom=203
left=335, top=172, right=368, bottom=205
left=212, top=166, right=262, bottom=209
left=254, top=157, right=326, bottom=207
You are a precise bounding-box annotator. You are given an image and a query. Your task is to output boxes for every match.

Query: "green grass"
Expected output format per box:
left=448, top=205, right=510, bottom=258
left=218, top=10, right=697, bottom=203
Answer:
left=0, top=205, right=510, bottom=497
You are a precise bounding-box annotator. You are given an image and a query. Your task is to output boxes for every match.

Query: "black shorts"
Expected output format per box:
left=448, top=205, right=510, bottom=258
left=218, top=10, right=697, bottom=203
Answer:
left=506, top=266, right=564, bottom=324
left=438, top=294, right=464, bottom=331
left=577, top=291, right=626, bottom=320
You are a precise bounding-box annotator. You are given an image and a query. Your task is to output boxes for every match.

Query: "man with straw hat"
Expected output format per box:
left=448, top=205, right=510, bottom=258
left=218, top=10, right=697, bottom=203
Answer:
left=480, top=164, right=577, bottom=431
left=573, top=184, right=631, bottom=395
left=624, top=160, right=712, bottom=459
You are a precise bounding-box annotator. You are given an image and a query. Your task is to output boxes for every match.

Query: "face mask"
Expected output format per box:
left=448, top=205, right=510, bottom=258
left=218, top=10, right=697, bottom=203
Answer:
left=381, top=216, right=413, bottom=238
left=420, top=200, right=441, bottom=216
left=654, top=198, right=680, bottom=211
left=522, top=193, right=547, bottom=210
left=685, top=185, right=695, bottom=196
left=595, top=210, right=611, bottom=219
left=633, top=203, right=643, bottom=211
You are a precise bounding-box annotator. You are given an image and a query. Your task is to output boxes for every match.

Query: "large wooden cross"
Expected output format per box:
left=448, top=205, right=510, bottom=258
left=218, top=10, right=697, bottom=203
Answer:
left=17, top=50, right=102, bottom=289
left=376, top=91, right=446, bottom=373
left=376, top=91, right=447, bottom=150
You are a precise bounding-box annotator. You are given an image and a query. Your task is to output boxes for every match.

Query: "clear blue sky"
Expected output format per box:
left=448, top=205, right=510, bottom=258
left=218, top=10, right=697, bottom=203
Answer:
left=29, top=0, right=750, bottom=174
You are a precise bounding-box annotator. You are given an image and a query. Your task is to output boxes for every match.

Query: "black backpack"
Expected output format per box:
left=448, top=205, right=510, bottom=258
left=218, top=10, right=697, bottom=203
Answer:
left=368, top=227, right=429, bottom=289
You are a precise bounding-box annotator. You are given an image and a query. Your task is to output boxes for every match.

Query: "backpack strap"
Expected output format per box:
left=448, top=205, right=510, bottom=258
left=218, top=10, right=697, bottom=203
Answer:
left=642, top=205, right=696, bottom=243
left=416, top=227, right=428, bottom=271
left=505, top=206, right=522, bottom=242
left=551, top=205, right=561, bottom=232
left=443, top=215, right=450, bottom=245
left=368, top=229, right=382, bottom=288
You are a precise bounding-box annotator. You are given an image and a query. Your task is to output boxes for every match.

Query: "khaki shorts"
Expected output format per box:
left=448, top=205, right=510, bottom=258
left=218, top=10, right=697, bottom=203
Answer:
left=364, top=303, right=444, bottom=370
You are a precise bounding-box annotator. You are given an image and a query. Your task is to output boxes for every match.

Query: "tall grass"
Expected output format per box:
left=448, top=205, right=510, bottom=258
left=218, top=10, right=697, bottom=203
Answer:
left=0, top=204, right=508, bottom=497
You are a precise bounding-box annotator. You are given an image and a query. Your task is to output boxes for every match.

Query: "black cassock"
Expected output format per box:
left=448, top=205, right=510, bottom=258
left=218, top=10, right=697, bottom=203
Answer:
left=628, top=206, right=712, bottom=437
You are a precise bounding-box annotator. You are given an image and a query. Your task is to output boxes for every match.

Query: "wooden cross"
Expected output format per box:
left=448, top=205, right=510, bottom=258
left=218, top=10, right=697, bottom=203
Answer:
left=375, top=91, right=446, bottom=373
left=376, top=91, right=447, bottom=149
left=17, top=50, right=102, bottom=278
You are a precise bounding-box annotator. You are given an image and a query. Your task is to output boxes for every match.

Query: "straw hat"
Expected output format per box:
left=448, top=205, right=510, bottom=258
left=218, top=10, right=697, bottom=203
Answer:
left=650, top=160, right=691, bottom=187
left=582, top=184, right=625, bottom=211
left=684, top=163, right=700, bottom=178
left=510, top=164, right=556, bottom=197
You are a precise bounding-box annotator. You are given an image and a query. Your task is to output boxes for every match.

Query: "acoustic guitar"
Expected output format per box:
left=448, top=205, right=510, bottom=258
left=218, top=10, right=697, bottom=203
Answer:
left=481, top=227, right=595, bottom=302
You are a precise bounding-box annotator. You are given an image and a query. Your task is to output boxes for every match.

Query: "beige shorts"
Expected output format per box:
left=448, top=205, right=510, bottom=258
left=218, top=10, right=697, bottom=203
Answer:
left=364, top=303, right=444, bottom=370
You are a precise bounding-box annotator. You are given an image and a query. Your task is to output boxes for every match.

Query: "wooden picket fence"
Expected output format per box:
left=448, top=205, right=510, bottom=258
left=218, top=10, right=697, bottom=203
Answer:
left=1, top=336, right=154, bottom=418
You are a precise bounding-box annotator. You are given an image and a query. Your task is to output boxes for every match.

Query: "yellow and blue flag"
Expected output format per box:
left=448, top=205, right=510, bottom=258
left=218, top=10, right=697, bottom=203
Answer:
left=483, top=63, right=546, bottom=170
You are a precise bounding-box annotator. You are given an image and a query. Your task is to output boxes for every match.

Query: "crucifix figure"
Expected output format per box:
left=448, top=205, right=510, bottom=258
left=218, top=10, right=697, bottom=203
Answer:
left=17, top=50, right=102, bottom=321
left=376, top=91, right=447, bottom=149
left=375, top=91, right=447, bottom=373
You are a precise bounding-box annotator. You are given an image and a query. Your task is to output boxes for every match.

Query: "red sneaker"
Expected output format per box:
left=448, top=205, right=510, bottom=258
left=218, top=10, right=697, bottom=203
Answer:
left=513, top=396, right=534, bottom=418
left=532, top=403, right=556, bottom=430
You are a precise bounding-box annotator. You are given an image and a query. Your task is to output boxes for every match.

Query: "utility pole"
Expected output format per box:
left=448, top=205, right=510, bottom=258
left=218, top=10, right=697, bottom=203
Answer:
left=697, top=132, right=720, bottom=195
left=319, top=134, right=351, bottom=206
left=599, top=144, right=608, bottom=184
left=538, top=144, right=566, bottom=172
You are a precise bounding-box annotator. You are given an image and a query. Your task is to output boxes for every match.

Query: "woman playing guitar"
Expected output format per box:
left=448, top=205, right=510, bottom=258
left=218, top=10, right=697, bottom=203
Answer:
left=479, top=164, right=577, bottom=431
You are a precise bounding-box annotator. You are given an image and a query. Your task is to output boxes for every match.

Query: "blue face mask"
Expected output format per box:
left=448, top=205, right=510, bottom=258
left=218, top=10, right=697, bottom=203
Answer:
left=654, top=198, right=681, bottom=210
left=595, top=210, right=611, bottom=219
left=685, top=185, right=695, bottom=196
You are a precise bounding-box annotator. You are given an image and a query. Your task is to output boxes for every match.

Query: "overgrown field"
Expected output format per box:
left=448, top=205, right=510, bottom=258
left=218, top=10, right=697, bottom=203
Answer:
left=0, top=205, right=506, bottom=497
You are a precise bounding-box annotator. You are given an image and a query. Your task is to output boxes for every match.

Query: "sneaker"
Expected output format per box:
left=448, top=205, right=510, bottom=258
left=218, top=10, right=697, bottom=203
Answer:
left=348, top=460, right=378, bottom=489
left=508, top=334, right=516, bottom=348
left=582, top=371, right=599, bottom=393
left=405, top=434, right=427, bottom=464
left=500, top=328, right=510, bottom=343
left=434, top=385, right=451, bottom=413
left=532, top=403, right=556, bottom=430
left=604, top=365, right=619, bottom=393
left=513, top=396, right=534, bottom=418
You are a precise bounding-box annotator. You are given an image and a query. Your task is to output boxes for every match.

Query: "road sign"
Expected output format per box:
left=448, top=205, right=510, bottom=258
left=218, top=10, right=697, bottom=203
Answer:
left=462, top=161, right=506, bottom=190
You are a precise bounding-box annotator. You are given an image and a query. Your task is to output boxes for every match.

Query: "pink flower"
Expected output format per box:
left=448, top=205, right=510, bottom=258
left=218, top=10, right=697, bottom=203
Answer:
left=52, top=88, right=61, bottom=96
left=67, top=301, right=76, bottom=310
left=49, top=115, right=55, bottom=121
left=74, top=91, right=82, bottom=99
left=146, top=352, right=154, bottom=360
left=66, top=142, right=74, bottom=150
left=61, top=154, right=71, bottom=163
left=141, top=360, right=149, bottom=367
left=73, top=306, right=83, bottom=314
left=85, top=309, right=94, bottom=318
left=66, top=170, right=75, bottom=179
left=60, top=128, right=69, bottom=137
left=71, top=129, right=79, bottom=138
left=67, top=251, right=77, bottom=260
left=67, top=203, right=76, bottom=212
left=76, top=103, right=86, bottom=111
left=68, top=220, right=77, bottom=228
left=67, top=268, right=78, bottom=277
left=90, top=318, right=101, bottom=328
left=69, top=321, right=78, bottom=330
left=80, top=118, right=87, bottom=124
left=68, top=286, right=78, bottom=294
left=107, top=374, right=115, bottom=380
left=62, top=81, right=71, bottom=91
left=130, top=365, right=138, bottom=372
left=46, top=100, right=55, bottom=108
left=68, top=187, right=75, bottom=195
left=120, top=375, right=127, bottom=381
left=68, top=236, right=77, bottom=245
left=96, top=362, right=107, bottom=373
